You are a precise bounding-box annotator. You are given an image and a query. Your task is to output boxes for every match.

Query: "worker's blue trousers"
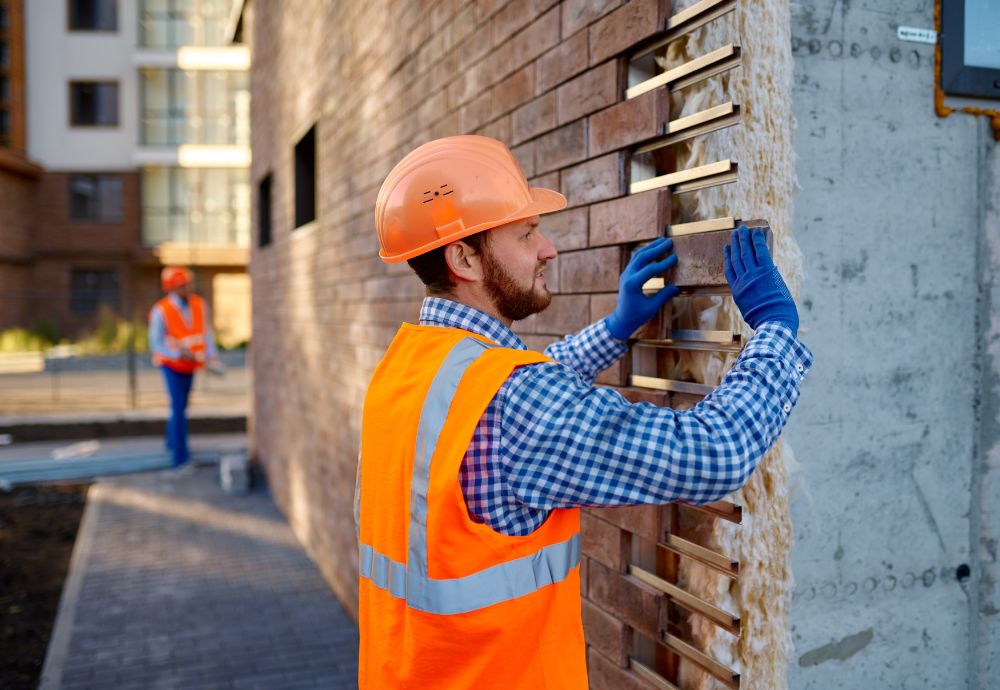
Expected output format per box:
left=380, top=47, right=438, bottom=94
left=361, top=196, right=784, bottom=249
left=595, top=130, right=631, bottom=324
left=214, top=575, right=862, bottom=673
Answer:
left=161, top=366, right=194, bottom=466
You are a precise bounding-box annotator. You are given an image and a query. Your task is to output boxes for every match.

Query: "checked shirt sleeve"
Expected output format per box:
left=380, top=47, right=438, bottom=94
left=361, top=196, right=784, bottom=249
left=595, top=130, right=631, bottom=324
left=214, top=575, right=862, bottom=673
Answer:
left=499, top=321, right=813, bottom=508
left=542, top=318, right=628, bottom=384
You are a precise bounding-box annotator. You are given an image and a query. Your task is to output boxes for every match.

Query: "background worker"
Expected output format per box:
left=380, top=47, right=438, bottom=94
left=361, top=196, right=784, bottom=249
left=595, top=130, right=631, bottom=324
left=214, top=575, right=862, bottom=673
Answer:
left=357, top=135, right=812, bottom=688
left=149, top=266, right=220, bottom=468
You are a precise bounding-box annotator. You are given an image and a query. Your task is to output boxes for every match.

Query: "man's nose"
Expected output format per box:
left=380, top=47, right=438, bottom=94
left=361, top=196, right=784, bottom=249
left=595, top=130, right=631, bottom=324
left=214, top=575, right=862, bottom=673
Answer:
left=538, top=232, right=557, bottom=261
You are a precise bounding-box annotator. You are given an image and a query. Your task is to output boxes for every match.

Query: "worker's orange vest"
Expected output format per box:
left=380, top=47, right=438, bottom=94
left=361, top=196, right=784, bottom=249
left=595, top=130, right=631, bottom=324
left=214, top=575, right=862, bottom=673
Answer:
left=358, top=324, right=588, bottom=689
left=151, top=295, right=207, bottom=374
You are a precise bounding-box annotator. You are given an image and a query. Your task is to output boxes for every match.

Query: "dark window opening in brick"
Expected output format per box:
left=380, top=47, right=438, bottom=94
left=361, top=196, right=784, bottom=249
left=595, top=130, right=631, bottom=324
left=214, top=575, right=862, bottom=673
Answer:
left=70, top=81, right=119, bottom=126
left=0, top=75, right=8, bottom=102
left=0, top=109, right=10, bottom=146
left=294, top=125, right=316, bottom=228
left=258, top=173, right=272, bottom=247
left=70, top=268, right=120, bottom=315
left=0, top=40, right=8, bottom=67
left=0, top=4, right=8, bottom=31
left=69, top=174, right=123, bottom=222
left=69, top=0, right=118, bottom=31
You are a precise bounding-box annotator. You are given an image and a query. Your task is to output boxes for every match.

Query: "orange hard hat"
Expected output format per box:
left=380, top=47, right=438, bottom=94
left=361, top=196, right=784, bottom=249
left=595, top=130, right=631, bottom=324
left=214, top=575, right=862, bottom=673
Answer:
left=161, top=266, right=193, bottom=291
left=375, top=135, right=567, bottom=263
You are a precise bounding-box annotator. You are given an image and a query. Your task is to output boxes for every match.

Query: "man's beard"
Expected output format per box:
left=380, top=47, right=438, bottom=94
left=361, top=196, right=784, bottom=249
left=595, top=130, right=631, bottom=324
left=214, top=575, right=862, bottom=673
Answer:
left=481, top=250, right=552, bottom=322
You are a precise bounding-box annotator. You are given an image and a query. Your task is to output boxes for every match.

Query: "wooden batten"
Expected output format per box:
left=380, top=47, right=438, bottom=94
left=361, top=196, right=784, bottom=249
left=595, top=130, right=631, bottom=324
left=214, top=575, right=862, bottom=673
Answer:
left=627, top=44, right=741, bottom=100
left=634, top=103, right=742, bottom=154
left=630, top=564, right=741, bottom=636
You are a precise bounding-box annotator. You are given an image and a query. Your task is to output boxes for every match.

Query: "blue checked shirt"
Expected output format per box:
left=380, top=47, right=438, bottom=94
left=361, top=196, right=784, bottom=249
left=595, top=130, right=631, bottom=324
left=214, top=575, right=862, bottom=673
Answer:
left=419, top=297, right=813, bottom=537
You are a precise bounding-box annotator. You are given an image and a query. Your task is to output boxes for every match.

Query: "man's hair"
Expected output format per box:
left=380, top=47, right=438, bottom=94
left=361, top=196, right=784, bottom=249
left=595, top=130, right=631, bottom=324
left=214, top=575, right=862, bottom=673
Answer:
left=406, top=231, right=490, bottom=295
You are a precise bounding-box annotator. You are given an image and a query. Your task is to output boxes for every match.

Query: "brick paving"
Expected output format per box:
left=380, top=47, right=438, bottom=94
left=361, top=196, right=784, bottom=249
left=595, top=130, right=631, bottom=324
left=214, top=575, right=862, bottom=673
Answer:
left=39, top=465, right=359, bottom=690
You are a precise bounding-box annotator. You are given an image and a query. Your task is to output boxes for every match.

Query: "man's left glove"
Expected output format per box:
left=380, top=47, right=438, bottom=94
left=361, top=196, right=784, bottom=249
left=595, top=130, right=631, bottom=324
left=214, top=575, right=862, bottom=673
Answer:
left=605, top=237, right=681, bottom=341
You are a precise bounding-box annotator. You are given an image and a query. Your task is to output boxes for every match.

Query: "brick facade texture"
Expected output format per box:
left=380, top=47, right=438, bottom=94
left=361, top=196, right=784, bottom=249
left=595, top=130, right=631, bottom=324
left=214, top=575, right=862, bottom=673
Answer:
left=247, top=1, right=675, bottom=685
left=0, top=166, right=37, bottom=329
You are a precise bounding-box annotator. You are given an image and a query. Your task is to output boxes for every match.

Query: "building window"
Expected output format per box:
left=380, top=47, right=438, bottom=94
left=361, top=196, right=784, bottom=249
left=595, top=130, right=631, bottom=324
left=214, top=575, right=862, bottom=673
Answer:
left=70, top=81, right=119, bottom=126
left=140, top=68, right=248, bottom=146
left=0, top=109, right=9, bottom=146
left=941, top=1, right=1000, bottom=100
left=70, top=268, right=120, bottom=315
left=142, top=167, right=250, bottom=246
left=140, top=0, right=230, bottom=48
left=258, top=173, right=272, bottom=247
left=0, top=40, right=7, bottom=67
left=0, top=76, right=8, bottom=102
left=69, top=174, right=123, bottom=222
left=294, top=126, right=316, bottom=228
left=68, top=0, right=118, bottom=31
left=0, top=4, right=7, bottom=31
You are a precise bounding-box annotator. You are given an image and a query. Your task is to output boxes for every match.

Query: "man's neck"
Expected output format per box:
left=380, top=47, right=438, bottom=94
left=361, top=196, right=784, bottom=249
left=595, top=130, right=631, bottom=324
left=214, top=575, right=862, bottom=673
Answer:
left=436, top=288, right=510, bottom=328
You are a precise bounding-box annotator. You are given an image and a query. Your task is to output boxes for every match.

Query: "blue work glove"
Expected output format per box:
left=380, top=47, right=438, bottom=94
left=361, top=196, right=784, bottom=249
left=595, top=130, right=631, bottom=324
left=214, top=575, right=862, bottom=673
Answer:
left=605, top=237, right=681, bottom=341
left=724, top=226, right=799, bottom=336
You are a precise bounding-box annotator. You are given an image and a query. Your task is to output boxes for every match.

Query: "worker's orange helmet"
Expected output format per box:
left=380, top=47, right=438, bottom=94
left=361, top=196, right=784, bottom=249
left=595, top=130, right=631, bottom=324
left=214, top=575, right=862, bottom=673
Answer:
left=375, top=135, right=567, bottom=263
left=161, top=266, right=193, bottom=291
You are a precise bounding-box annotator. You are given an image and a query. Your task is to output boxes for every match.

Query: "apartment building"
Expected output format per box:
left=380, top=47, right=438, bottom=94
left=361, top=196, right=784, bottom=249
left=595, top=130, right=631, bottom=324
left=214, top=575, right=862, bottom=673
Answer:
left=0, top=0, right=251, bottom=344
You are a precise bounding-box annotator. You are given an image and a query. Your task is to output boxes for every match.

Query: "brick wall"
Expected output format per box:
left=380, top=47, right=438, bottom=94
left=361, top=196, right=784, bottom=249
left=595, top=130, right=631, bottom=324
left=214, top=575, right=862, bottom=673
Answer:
left=247, top=1, right=680, bottom=685
left=0, top=161, right=38, bottom=329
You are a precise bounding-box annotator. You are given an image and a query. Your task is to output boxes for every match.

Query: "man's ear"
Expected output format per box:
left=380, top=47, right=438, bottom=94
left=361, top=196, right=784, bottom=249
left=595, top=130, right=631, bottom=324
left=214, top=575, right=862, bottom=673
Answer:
left=444, top=241, right=484, bottom=284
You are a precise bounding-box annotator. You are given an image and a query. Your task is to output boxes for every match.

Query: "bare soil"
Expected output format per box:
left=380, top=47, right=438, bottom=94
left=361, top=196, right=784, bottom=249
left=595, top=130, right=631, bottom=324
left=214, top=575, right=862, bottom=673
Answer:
left=0, top=483, right=88, bottom=690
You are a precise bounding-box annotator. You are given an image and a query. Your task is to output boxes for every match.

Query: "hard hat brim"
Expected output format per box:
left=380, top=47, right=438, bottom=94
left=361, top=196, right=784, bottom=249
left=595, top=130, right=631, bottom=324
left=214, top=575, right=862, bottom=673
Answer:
left=379, top=186, right=568, bottom=263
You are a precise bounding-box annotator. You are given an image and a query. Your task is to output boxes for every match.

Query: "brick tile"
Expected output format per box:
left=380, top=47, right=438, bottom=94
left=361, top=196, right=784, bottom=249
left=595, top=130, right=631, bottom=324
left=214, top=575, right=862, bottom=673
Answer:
left=582, top=599, right=630, bottom=667
left=512, top=92, right=558, bottom=144
left=558, top=246, right=621, bottom=293
left=557, top=60, right=619, bottom=125
left=460, top=90, right=494, bottom=132
left=511, top=140, right=536, bottom=177
left=476, top=0, right=511, bottom=21
left=581, top=511, right=629, bottom=570
left=534, top=294, right=591, bottom=334
left=590, top=292, right=617, bottom=322
left=588, top=87, right=669, bottom=157
left=484, top=6, right=560, bottom=85
left=491, top=0, right=536, bottom=46
left=595, top=357, right=630, bottom=386
left=536, top=29, right=589, bottom=95
left=478, top=114, right=512, bottom=142
left=492, top=64, right=536, bottom=116
left=458, top=23, right=494, bottom=70
left=587, top=560, right=661, bottom=639
left=588, top=504, right=661, bottom=542
left=562, top=0, right=624, bottom=37
left=542, top=206, right=587, bottom=252
left=589, top=189, right=669, bottom=246
left=535, top=120, right=587, bottom=174
left=587, top=648, right=659, bottom=690
left=560, top=152, right=622, bottom=207
left=589, top=0, right=666, bottom=65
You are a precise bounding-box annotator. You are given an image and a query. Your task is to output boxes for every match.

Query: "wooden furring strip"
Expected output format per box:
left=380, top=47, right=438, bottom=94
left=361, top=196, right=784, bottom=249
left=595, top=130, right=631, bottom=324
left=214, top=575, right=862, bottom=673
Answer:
left=686, top=500, right=743, bottom=524
left=634, top=0, right=737, bottom=60
left=630, top=565, right=741, bottom=636
left=636, top=338, right=743, bottom=354
left=630, top=658, right=682, bottom=690
left=673, top=168, right=739, bottom=194
left=630, top=159, right=733, bottom=195
left=660, top=534, right=740, bottom=579
left=630, top=375, right=714, bottom=397
left=666, top=216, right=736, bottom=237
left=661, top=633, right=741, bottom=689
left=634, top=103, right=742, bottom=154
left=627, top=44, right=740, bottom=100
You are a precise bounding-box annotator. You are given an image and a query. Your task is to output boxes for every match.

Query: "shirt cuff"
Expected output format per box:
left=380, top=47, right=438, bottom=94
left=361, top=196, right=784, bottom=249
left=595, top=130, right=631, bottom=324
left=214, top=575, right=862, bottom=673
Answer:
left=740, top=321, right=813, bottom=411
left=582, top=319, right=629, bottom=372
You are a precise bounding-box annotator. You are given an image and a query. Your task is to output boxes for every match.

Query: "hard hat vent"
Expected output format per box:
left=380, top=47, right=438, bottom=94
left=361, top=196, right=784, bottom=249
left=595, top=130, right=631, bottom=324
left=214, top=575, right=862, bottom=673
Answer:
left=421, top=184, right=455, bottom=204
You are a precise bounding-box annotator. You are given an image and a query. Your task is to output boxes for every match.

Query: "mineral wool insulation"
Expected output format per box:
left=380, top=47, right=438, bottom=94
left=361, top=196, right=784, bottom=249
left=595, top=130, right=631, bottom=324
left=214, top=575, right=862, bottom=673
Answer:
left=652, top=2, right=801, bottom=688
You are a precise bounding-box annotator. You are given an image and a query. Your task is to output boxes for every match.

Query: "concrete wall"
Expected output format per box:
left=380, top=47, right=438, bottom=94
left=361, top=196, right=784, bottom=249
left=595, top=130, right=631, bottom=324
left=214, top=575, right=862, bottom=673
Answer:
left=784, top=1, right=998, bottom=688
left=25, top=0, right=138, bottom=170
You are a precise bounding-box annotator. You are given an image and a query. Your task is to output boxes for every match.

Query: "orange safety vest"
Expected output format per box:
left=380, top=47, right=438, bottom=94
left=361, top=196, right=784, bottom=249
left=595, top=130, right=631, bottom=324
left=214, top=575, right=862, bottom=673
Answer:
left=358, top=324, right=588, bottom=689
left=151, top=295, right=207, bottom=374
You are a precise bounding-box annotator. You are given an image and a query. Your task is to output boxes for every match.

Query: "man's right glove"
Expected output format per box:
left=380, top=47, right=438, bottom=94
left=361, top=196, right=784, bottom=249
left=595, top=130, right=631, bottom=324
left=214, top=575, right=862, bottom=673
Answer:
left=724, top=225, right=799, bottom=336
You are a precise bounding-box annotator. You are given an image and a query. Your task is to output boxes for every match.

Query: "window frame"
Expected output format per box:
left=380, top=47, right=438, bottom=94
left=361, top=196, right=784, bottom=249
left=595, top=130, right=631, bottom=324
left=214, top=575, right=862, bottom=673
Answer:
left=67, top=0, right=119, bottom=32
left=68, top=173, right=124, bottom=223
left=293, top=125, right=316, bottom=229
left=941, top=0, right=1000, bottom=100
left=69, top=267, right=120, bottom=316
left=258, top=172, right=273, bottom=248
left=68, top=80, right=120, bottom=127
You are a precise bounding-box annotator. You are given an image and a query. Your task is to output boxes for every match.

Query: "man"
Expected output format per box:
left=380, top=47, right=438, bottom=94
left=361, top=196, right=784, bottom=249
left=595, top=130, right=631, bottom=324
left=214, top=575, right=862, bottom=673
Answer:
left=149, top=266, right=220, bottom=467
left=357, top=135, right=811, bottom=688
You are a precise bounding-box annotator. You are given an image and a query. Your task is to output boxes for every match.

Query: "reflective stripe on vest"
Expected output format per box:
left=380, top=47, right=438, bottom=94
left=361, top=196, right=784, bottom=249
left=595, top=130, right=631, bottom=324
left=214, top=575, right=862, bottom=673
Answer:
left=358, top=336, right=582, bottom=615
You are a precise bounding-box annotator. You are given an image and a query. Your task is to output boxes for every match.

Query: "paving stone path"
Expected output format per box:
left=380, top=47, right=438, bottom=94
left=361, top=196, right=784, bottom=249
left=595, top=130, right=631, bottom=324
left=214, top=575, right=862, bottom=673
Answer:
left=40, top=465, right=359, bottom=690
